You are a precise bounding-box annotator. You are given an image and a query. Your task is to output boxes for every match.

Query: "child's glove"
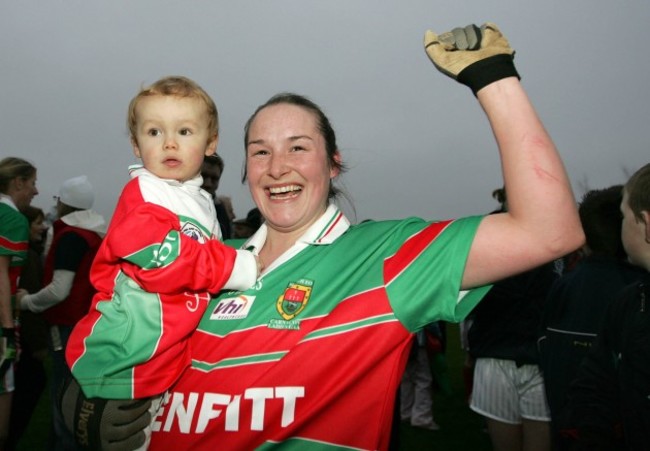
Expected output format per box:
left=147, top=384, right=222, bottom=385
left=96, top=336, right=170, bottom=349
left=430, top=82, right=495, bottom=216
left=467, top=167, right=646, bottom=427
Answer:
left=58, top=377, right=152, bottom=451
left=0, top=328, right=17, bottom=379
left=424, top=23, right=520, bottom=95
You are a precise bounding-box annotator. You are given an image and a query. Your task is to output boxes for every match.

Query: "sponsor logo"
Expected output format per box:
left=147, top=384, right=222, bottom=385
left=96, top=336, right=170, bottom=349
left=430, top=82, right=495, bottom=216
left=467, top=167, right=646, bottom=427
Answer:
left=210, top=295, right=255, bottom=320
left=152, top=386, right=306, bottom=433
left=276, top=279, right=313, bottom=321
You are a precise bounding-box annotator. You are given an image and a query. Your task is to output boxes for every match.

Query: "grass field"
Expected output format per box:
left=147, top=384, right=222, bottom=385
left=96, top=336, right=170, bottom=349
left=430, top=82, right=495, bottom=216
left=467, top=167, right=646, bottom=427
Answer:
left=16, top=322, right=492, bottom=450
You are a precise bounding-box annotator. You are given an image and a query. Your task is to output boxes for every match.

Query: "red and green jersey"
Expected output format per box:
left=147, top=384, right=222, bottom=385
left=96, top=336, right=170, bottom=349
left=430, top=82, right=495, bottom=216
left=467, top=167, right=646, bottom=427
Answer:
left=149, top=205, right=489, bottom=450
left=67, top=167, right=257, bottom=399
left=0, top=198, right=28, bottom=299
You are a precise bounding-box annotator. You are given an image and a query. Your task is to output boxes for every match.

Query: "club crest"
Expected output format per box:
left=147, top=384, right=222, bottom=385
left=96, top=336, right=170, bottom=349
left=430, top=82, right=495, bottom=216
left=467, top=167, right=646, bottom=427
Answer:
left=276, top=279, right=313, bottom=320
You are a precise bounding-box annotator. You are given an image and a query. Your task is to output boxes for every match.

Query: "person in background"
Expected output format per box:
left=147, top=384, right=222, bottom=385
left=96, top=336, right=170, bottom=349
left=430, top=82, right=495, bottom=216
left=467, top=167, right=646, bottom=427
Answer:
left=0, top=157, right=38, bottom=450
left=564, top=163, right=650, bottom=449
left=61, top=23, right=584, bottom=450
left=467, top=187, right=561, bottom=451
left=538, top=186, right=645, bottom=450
left=232, top=207, right=262, bottom=239
left=6, top=206, right=49, bottom=450
left=17, top=175, right=106, bottom=450
left=201, top=154, right=233, bottom=239
left=400, top=323, right=443, bottom=431
left=219, top=195, right=236, bottom=227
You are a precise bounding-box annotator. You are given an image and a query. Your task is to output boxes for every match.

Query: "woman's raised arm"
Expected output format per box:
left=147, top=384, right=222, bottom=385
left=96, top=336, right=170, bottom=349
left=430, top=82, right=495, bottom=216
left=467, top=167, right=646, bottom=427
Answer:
left=424, top=23, right=584, bottom=288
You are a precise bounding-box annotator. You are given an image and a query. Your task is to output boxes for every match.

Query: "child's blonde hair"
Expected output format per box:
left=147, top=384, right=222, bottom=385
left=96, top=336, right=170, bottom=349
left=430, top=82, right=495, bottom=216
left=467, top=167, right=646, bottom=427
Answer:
left=127, top=76, right=219, bottom=145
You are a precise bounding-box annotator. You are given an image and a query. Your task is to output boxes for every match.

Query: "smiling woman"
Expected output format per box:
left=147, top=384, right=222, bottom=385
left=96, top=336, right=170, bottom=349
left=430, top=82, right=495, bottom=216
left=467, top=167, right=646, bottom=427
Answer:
left=143, top=23, right=583, bottom=450
left=62, top=23, right=584, bottom=451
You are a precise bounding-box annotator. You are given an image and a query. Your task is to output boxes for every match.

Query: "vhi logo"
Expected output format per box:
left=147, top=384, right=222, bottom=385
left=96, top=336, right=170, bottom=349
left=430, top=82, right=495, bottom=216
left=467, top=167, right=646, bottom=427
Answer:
left=210, top=295, right=256, bottom=320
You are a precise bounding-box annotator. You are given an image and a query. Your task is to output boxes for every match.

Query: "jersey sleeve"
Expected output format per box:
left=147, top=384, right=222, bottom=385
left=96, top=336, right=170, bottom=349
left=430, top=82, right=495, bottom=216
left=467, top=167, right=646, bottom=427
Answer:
left=0, top=209, right=28, bottom=258
left=104, top=201, right=242, bottom=294
left=386, top=215, right=491, bottom=331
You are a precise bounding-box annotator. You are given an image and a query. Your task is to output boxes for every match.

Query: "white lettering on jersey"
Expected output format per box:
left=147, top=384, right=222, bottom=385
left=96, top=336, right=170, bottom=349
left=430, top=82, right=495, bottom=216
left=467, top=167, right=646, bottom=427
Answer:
left=210, top=295, right=255, bottom=320
left=152, top=387, right=305, bottom=434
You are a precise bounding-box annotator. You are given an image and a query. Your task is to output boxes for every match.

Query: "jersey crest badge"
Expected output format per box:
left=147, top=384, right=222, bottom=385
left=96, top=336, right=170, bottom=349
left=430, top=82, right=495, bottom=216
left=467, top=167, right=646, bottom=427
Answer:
left=276, top=279, right=313, bottom=320
left=180, top=221, right=205, bottom=243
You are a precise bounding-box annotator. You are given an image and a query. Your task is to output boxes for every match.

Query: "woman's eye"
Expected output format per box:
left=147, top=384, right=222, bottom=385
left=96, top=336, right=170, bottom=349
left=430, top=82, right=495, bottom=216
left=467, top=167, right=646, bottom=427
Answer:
left=291, top=146, right=305, bottom=152
left=249, top=149, right=268, bottom=157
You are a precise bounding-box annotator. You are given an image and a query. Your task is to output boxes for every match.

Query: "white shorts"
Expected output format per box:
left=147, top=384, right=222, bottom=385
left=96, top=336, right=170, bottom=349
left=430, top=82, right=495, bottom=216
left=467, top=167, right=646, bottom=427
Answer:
left=470, top=357, right=550, bottom=424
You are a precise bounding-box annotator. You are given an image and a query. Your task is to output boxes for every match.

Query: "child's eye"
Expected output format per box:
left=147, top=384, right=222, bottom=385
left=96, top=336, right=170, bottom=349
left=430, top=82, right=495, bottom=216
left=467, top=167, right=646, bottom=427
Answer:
left=147, top=129, right=161, bottom=137
left=179, top=128, right=192, bottom=136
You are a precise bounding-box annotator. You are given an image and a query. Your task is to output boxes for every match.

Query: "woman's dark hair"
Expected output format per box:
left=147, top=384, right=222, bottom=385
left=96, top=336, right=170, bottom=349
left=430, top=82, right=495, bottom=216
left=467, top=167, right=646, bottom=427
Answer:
left=21, top=205, right=44, bottom=224
left=242, top=93, right=347, bottom=200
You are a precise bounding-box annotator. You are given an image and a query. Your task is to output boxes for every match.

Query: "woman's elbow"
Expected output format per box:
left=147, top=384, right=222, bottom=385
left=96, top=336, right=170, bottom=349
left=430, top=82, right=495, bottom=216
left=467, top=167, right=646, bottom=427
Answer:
left=545, top=221, right=585, bottom=260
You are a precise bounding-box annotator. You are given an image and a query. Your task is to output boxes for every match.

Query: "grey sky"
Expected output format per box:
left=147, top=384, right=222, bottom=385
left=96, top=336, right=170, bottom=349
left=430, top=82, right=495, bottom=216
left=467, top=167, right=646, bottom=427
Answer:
left=2, top=1, right=649, bottom=224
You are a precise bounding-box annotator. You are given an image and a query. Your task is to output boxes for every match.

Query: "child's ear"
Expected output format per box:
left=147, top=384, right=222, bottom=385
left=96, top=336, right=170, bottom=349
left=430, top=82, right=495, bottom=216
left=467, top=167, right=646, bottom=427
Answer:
left=205, top=135, right=218, bottom=156
left=131, top=137, right=141, bottom=158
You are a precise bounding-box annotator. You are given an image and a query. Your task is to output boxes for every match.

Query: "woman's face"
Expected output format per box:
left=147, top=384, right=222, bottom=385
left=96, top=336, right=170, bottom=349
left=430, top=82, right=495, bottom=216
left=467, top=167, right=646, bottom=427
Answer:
left=29, top=215, right=46, bottom=243
left=246, top=103, right=339, bottom=235
left=12, top=174, right=38, bottom=210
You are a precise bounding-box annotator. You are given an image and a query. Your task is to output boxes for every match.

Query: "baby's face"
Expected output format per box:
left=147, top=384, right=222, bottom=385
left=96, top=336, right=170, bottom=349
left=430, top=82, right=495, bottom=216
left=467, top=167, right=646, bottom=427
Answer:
left=132, top=95, right=217, bottom=182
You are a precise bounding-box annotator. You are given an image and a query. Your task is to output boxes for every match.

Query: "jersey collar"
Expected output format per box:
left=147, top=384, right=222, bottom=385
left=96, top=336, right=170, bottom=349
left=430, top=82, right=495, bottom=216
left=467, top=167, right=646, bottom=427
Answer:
left=0, top=194, right=18, bottom=211
left=128, top=164, right=204, bottom=193
left=243, top=204, right=350, bottom=272
left=243, top=203, right=350, bottom=266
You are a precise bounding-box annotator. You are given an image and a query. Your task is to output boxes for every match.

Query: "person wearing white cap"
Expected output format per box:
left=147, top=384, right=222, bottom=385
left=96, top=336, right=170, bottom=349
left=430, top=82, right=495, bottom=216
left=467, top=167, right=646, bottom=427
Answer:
left=16, top=174, right=106, bottom=451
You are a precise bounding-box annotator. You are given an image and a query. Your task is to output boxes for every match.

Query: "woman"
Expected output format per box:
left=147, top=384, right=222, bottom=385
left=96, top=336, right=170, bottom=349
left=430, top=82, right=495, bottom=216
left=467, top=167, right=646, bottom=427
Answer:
left=64, top=23, right=584, bottom=450
left=0, top=157, right=38, bottom=449
left=6, top=206, right=49, bottom=449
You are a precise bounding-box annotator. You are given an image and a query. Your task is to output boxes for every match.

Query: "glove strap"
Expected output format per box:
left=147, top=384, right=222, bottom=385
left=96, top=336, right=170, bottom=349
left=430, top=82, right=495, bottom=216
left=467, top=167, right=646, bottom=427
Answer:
left=457, top=54, right=520, bottom=96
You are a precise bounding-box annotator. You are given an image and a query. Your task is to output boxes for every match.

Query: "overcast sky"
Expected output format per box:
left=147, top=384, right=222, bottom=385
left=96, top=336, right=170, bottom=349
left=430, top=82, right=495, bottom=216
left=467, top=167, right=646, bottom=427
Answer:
left=2, top=1, right=649, bottom=224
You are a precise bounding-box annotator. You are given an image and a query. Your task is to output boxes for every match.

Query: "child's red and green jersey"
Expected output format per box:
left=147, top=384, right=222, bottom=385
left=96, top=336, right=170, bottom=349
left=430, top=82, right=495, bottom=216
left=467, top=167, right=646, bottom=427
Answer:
left=0, top=196, right=28, bottom=300
left=66, top=166, right=257, bottom=399
left=149, top=204, right=489, bottom=450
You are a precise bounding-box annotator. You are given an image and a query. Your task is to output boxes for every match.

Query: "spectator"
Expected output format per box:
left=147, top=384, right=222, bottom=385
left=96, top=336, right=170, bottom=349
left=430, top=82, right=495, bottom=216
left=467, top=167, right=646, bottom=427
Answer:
left=564, top=163, right=650, bottom=449
left=6, top=206, right=49, bottom=450
left=232, top=207, right=262, bottom=239
left=467, top=188, right=561, bottom=451
left=400, top=323, right=443, bottom=431
left=538, top=186, right=645, bottom=449
left=17, top=175, right=106, bottom=450
left=0, top=157, right=38, bottom=449
left=201, top=155, right=233, bottom=239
